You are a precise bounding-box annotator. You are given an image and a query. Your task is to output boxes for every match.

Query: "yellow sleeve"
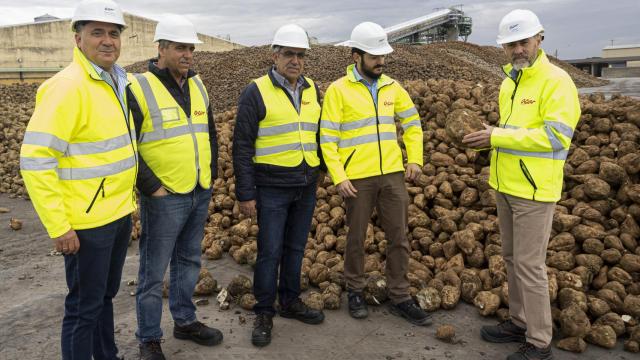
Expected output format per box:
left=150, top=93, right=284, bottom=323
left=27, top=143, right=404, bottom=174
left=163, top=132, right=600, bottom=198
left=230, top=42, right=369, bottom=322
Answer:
left=20, top=78, right=81, bottom=238
left=319, top=84, right=348, bottom=185
left=395, top=84, right=423, bottom=166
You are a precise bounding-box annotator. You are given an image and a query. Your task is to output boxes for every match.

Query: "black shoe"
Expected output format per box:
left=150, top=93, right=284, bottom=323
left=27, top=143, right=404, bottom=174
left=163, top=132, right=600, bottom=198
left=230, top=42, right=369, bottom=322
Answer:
left=173, top=321, right=223, bottom=346
left=348, top=291, right=368, bottom=319
left=279, top=298, right=325, bottom=324
left=252, top=313, right=273, bottom=347
left=507, top=342, right=553, bottom=360
left=139, top=340, right=165, bottom=360
left=481, top=319, right=526, bottom=343
left=388, top=299, right=432, bottom=326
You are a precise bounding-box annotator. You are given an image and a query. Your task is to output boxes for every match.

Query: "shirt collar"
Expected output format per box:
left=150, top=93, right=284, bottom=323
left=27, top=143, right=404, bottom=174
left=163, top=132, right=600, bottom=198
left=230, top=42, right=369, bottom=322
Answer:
left=270, top=66, right=304, bottom=91
left=89, top=60, right=126, bottom=82
left=352, top=65, right=377, bottom=87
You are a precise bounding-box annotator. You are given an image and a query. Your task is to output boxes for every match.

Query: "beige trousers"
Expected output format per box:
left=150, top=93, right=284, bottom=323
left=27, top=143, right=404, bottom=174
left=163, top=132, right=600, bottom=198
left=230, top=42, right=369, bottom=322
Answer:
left=496, top=191, right=555, bottom=348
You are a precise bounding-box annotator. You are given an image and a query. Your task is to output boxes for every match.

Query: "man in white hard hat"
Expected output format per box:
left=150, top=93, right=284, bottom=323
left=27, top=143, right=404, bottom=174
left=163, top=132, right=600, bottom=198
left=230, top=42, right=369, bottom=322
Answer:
left=463, top=9, right=580, bottom=360
left=127, top=14, right=221, bottom=359
left=233, top=23, right=325, bottom=347
left=19, top=0, right=135, bottom=359
left=320, top=22, right=431, bottom=326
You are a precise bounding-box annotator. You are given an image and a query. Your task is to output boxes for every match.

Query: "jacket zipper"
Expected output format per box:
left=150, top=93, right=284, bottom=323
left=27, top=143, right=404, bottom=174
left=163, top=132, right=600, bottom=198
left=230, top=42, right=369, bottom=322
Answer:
left=104, top=80, right=138, bottom=204
left=86, top=177, right=106, bottom=213
left=360, top=81, right=392, bottom=176
left=281, top=80, right=312, bottom=185
left=495, top=69, right=521, bottom=192
left=519, top=159, right=538, bottom=201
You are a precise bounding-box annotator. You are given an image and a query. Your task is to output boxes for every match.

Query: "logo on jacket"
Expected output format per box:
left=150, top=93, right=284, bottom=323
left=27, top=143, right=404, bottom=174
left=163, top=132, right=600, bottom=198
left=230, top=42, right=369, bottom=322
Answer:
left=384, top=101, right=394, bottom=106
left=301, top=100, right=310, bottom=106
left=520, top=98, right=536, bottom=105
left=194, top=110, right=206, bottom=116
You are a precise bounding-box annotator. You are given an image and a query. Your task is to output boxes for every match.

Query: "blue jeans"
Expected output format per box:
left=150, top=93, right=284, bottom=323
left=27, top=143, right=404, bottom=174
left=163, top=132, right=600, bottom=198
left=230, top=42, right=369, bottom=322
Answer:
left=253, top=182, right=317, bottom=315
left=135, top=186, right=211, bottom=343
left=61, top=214, right=132, bottom=360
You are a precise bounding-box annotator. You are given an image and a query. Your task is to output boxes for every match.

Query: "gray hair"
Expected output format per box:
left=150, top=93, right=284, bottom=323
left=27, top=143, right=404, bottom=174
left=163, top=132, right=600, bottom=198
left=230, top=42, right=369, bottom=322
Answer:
left=158, top=40, right=172, bottom=49
left=272, top=45, right=282, bottom=53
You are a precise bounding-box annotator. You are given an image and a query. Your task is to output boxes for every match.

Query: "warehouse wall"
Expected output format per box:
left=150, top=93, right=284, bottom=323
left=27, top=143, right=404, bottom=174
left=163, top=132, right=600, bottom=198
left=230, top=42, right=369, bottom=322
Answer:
left=602, top=47, right=640, bottom=59
left=602, top=67, right=640, bottom=78
left=0, top=13, right=243, bottom=73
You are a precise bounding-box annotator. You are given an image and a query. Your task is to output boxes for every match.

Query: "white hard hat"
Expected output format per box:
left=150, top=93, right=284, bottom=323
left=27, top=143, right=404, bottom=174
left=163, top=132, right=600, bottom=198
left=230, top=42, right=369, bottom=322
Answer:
left=496, top=9, right=544, bottom=45
left=272, top=24, right=310, bottom=49
left=342, top=22, right=393, bottom=56
left=154, top=14, right=202, bottom=44
left=71, top=0, right=126, bottom=31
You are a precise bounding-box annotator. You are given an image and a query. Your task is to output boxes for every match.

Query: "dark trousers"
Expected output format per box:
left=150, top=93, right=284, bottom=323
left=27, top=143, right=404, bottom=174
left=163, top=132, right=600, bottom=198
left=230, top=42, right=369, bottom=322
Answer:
left=61, top=214, right=132, bottom=360
left=253, top=182, right=317, bottom=315
left=344, top=172, right=411, bottom=303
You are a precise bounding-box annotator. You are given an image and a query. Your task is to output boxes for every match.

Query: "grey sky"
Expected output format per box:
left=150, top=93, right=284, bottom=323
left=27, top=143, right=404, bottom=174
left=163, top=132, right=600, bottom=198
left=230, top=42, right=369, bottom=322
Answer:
left=1, top=0, right=638, bottom=59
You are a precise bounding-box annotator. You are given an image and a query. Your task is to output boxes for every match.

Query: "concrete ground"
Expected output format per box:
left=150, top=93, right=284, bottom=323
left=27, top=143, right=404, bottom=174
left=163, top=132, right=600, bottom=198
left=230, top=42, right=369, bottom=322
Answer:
left=579, top=77, right=640, bottom=99
left=0, top=194, right=634, bottom=360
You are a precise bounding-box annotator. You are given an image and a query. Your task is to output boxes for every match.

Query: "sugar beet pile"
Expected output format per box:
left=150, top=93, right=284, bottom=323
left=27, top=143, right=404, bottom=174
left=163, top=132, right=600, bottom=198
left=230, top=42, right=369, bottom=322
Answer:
left=1, top=43, right=638, bottom=353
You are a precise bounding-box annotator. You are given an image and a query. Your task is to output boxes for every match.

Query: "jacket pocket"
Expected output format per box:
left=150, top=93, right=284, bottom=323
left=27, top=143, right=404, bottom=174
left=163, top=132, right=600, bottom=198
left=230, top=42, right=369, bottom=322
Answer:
left=519, top=159, right=538, bottom=201
left=86, top=177, right=106, bottom=213
left=343, top=149, right=356, bottom=170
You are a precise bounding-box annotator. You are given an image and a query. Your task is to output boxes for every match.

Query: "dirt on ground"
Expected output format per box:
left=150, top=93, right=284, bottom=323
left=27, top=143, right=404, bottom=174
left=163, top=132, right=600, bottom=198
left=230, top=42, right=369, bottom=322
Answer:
left=0, top=194, right=632, bottom=360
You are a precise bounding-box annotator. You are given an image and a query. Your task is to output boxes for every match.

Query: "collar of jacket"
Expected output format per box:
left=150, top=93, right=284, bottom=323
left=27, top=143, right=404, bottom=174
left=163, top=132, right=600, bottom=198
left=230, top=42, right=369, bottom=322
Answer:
left=345, top=63, right=393, bottom=87
left=502, top=49, right=549, bottom=82
left=147, top=59, right=197, bottom=82
left=266, top=67, right=311, bottom=90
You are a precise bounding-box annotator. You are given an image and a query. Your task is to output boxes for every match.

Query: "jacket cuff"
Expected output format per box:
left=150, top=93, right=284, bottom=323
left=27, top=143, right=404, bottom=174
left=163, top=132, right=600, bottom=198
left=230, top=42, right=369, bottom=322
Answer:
left=490, top=127, right=512, bottom=148
left=48, top=223, right=72, bottom=239
left=236, top=188, right=256, bottom=202
left=138, top=178, right=163, bottom=197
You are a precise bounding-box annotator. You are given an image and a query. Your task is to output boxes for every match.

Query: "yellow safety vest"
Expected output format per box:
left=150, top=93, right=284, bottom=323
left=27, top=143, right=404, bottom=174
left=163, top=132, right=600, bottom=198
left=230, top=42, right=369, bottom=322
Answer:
left=128, top=72, right=212, bottom=193
left=489, top=50, right=581, bottom=202
left=253, top=75, right=321, bottom=167
left=20, top=47, right=137, bottom=238
left=320, top=64, right=423, bottom=185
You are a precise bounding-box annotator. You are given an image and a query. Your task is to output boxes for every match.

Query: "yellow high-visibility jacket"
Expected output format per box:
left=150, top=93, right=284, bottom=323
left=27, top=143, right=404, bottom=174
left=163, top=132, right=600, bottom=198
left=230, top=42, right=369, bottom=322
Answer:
left=128, top=72, right=212, bottom=193
left=320, top=64, right=423, bottom=185
left=490, top=49, right=581, bottom=202
left=20, top=47, right=137, bottom=238
left=253, top=74, right=321, bottom=168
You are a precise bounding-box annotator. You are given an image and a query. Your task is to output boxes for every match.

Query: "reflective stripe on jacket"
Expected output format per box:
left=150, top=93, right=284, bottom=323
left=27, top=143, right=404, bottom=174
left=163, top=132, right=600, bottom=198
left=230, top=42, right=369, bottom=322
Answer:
left=253, top=74, right=321, bottom=168
left=489, top=49, right=581, bottom=202
left=20, top=47, right=137, bottom=238
left=320, top=64, right=422, bottom=185
left=128, top=72, right=212, bottom=193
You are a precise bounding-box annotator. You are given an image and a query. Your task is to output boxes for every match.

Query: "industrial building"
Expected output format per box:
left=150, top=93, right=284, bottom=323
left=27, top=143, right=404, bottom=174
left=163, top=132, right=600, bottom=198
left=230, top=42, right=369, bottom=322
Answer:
left=567, top=44, right=640, bottom=78
left=337, top=7, right=472, bottom=46
left=0, top=13, right=244, bottom=83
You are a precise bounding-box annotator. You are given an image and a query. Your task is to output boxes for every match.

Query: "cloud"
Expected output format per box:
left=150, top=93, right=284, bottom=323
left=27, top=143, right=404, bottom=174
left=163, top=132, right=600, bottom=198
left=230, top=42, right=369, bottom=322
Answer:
left=1, top=0, right=638, bottom=59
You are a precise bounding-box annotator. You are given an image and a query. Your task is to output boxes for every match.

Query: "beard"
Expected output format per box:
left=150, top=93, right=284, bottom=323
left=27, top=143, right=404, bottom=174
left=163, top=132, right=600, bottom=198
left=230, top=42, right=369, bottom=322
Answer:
left=512, top=59, right=531, bottom=71
left=359, top=59, right=383, bottom=79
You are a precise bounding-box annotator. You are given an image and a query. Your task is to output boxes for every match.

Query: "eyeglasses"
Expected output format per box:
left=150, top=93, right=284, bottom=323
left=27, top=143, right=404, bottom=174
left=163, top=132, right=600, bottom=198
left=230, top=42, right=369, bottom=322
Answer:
left=280, top=50, right=306, bottom=59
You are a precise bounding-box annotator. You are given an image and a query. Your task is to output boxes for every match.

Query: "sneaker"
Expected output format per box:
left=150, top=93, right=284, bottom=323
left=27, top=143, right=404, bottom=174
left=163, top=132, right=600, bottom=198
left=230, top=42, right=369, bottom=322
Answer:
left=480, top=319, right=526, bottom=343
left=279, top=298, right=325, bottom=325
left=173, top=320, right=223, bottom=346
left=388, top=299, right=432, bottom=326
left=252, top=313, right=273, bottom=347
left=507, top=342, right=553, bottom=360
left=139, top=340, right=165, bottom=360
left=348, top=291, right=368, bottom=319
